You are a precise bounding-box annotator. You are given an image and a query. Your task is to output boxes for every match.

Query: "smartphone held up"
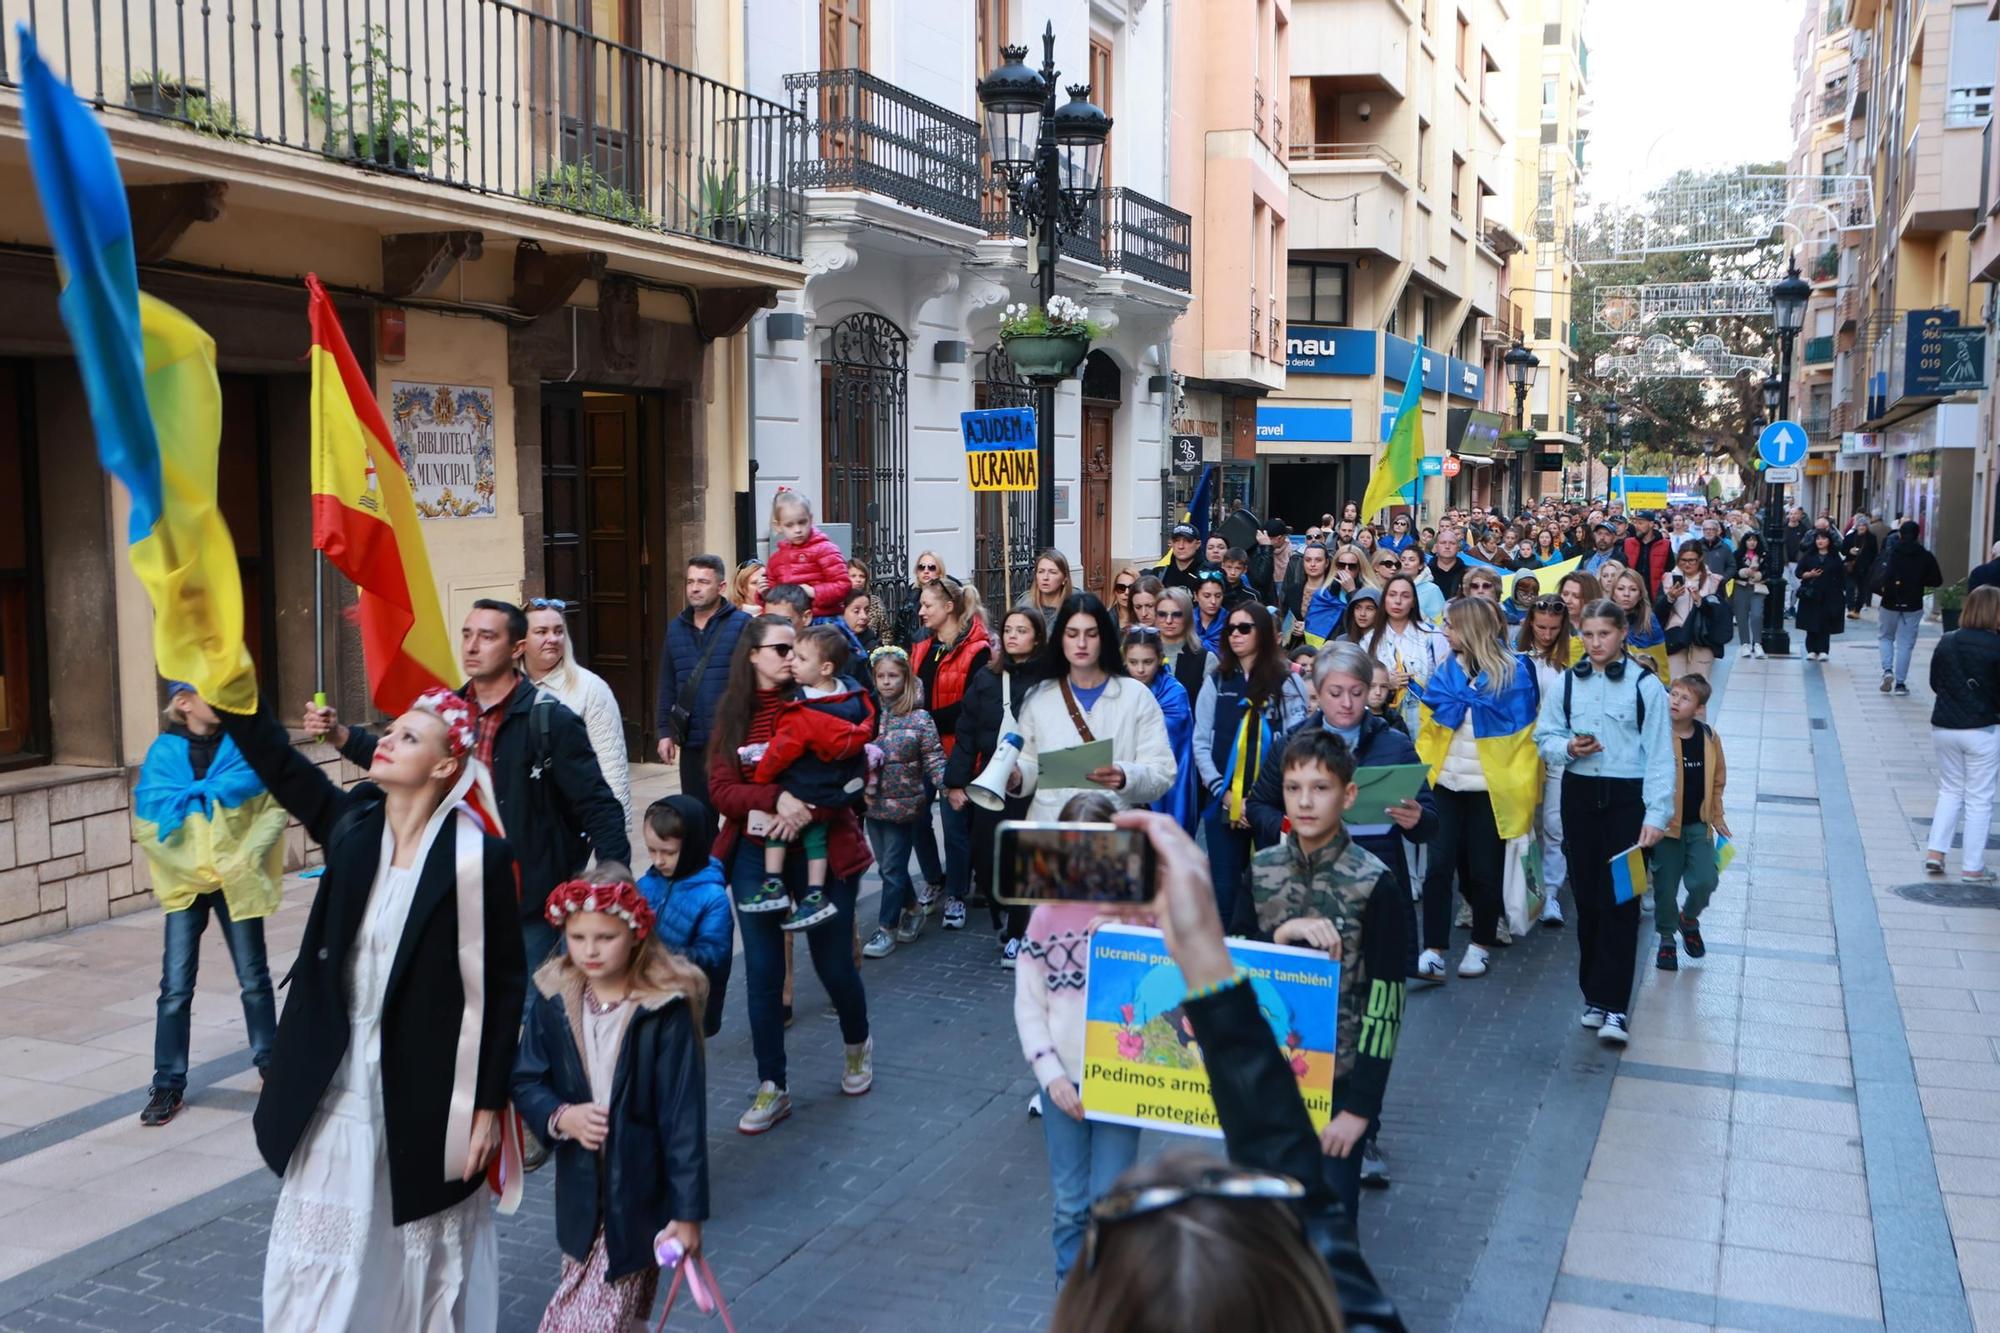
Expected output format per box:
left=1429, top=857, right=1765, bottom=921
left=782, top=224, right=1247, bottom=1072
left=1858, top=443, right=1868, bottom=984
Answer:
left=994, top=821, right=1157, bottom=906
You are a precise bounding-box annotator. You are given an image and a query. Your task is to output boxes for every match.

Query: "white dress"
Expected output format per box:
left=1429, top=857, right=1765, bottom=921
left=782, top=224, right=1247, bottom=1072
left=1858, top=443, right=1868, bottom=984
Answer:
left=262, top=857, right=500, bottom=1331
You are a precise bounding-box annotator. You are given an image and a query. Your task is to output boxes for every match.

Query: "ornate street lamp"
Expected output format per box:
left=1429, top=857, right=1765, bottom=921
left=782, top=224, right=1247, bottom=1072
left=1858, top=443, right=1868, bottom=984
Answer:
left=1760, top=263, right=1811, bottom=655
left=1503, top=342, right=1540, bottom=430
left=1601, top=397, right=1621, bottom=508
left=979, top=24, right=1112, bottom=551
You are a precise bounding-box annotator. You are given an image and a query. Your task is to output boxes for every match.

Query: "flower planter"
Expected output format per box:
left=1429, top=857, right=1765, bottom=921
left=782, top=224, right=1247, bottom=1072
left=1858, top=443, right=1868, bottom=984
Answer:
left=129, top=80, right=200, bottom=116
left=1001, top=332, right=1090, bottom=382
left=1944, top=609, right=1962, bottom=632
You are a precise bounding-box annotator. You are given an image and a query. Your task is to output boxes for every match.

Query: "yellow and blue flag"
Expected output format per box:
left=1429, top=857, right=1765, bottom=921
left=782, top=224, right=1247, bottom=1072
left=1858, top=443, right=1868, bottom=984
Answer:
left=18, top=30, right=256, bottom=713
left=1410, top=654, right=1544, bottom=839
left=1715, top=834, right=1737, bottom=876
left=1610, top=844, right=1651, bottom=904
left=1360, top=339, right=1425, bottom=518
left=1157, top=464, right=1218, bottom=566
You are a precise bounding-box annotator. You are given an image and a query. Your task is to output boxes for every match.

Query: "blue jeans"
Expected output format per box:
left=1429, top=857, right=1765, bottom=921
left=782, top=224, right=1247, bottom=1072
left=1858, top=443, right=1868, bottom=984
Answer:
left=731, top=842, right=869, bottom=1087
left=153, top=893, right=276, bottom=1093
left=866, top=818, right=916, bottom=928
left=1041, top=1106, right=1141, bottom=1283
left=1879, top=607, right=1922, bottom=684
left=942, top=799, right=973, bottom=901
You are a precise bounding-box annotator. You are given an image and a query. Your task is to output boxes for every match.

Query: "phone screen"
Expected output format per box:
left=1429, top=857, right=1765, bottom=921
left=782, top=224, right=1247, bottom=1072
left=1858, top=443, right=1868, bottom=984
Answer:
left=994, top=821, right=1157, bottom=906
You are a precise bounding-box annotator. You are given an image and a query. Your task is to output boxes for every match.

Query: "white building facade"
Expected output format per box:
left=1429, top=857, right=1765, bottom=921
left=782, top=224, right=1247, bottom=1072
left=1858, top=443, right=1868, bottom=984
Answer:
left=743, top=0, right=1192, bottom=611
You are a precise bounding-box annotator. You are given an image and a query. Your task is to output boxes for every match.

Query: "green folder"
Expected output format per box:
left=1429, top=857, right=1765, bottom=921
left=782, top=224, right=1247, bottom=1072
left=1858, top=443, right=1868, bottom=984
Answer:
left=1038, top=738, right=1116, bottom=790
left=1350, top=763, right=1429, bottom=822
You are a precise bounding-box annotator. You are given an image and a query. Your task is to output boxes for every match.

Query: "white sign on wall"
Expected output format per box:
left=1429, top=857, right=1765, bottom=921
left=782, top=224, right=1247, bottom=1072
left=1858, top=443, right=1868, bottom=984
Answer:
left=389, top=381, right=498, bottom=518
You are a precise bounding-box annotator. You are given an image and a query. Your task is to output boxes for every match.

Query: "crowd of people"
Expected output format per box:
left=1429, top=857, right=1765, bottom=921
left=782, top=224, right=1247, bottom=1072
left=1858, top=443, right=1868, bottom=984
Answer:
left=129, top=482, right=1977, bottom=1331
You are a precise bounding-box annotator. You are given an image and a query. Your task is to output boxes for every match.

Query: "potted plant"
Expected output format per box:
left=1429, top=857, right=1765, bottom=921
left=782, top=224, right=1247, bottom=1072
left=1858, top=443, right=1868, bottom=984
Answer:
left=998, top=296, right=1104, bottom=382
left=293, top=26, right=466, bottom=173
left=128, top=72, right=198, bottom=116
left=532, top=163, right=656, bottom=227
left=1939, top=577, right=1968, bottom=632
left=681, top=165, right=773, bottom=247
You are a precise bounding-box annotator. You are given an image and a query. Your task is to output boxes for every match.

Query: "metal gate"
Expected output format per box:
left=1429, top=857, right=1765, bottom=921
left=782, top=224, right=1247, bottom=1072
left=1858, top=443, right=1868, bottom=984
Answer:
left=821, top=314, right=910, bottom=594
left=972, top=347, right=1040, bottom=613
left=1159, top=461, right=1257, bottom=553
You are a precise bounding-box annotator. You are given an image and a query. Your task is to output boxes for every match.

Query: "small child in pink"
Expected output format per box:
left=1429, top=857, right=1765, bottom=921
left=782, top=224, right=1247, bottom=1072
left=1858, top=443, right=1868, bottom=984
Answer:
left=763, top=490, right=852, bottom=619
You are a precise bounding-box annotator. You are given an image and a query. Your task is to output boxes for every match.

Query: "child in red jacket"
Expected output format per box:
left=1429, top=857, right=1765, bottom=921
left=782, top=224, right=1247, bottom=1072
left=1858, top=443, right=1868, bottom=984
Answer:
left=740, top=626, right=878, bottom=932
left=765, top=490, right=853, bottom=620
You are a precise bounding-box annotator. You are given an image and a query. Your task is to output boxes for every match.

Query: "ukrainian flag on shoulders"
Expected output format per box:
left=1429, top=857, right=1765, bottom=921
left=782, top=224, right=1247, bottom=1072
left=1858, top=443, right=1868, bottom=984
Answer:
left=1410, top=654, right=1544, bottom=839
left=18, top=30, right=256, bottom=712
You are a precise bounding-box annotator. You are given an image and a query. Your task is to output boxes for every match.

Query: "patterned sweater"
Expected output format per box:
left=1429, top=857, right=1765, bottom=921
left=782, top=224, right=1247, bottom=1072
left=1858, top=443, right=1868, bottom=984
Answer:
left=1013, top=903, right=1098, bottom=1090
left=864, top=706, right=947, bottom=824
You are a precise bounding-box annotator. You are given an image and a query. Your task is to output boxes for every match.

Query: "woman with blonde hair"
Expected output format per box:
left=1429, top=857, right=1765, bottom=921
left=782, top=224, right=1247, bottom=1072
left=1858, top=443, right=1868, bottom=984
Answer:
left=1610, top=567, right=1668, bottom=677
left=896, top=550, right=949, bottom=646
left=732, top=559, right=768, bottom=615
left=1017, top=549, right=1074, bottom=632
left=1110, top=564, right=1145, bottom=629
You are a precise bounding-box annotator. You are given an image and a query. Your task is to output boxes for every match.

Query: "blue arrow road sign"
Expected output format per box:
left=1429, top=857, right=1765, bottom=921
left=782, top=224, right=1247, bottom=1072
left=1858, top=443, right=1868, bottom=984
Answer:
left=1758, top=419, right=1809, bottom=468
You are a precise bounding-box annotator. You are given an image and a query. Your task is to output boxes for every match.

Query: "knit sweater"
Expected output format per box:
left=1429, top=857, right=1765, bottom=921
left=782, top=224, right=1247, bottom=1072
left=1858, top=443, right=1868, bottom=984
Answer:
left=1013, top=903, right=1100, bottom=1091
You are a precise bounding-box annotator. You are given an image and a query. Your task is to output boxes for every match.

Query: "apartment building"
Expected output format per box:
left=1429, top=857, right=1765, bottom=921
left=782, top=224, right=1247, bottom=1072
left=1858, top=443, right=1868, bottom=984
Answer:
left=1815, top=0, right=1996, bottom=575
left=745, top=0, right=1192, bottom=609
left=1506, top=0, right=1586, bottom=504
left=1265, top=0, right=1517, bottom=527
left=0, top=1, right=801, bottom=942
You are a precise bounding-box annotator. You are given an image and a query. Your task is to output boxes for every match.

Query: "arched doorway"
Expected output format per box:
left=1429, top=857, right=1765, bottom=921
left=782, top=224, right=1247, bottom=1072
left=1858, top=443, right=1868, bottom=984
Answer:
left=1079, top=350, right=1122, bottom=599
left=974, top=346, right=1039, bottom=609
left=820, top=313, right=909, bottom=592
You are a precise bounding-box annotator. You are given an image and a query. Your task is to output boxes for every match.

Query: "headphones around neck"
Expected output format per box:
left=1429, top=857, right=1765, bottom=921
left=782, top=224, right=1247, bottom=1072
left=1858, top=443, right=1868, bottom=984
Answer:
left=1574, top=655, right=1627, bottom=681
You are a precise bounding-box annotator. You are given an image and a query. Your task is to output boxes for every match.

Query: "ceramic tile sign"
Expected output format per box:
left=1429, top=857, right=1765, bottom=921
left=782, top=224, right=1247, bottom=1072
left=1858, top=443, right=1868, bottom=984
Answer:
left=390, top=382, right=497, bottom=518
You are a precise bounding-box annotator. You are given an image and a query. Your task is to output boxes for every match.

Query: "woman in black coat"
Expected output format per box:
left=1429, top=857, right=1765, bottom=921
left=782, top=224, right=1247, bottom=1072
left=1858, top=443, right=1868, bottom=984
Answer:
left=947, top=606, right=1046, bottom=947
left=1925, top=587, right=2000, bottom=880
left=217, top=690, right=526, bottom=1328
left=1794, top=527, right=1848, bottom=660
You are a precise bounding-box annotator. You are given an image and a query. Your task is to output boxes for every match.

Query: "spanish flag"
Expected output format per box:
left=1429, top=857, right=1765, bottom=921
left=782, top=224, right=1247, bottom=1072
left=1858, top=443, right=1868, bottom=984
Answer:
left=18, top=33, right=257, bottom=713
left=307, top=275, right=456, bottom=714
left=1411, top=654, right=1544, bottom=839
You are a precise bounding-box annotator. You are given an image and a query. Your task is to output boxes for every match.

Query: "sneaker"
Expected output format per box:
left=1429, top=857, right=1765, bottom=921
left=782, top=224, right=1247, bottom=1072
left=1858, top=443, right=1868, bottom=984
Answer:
left=1415, top=950, right=1449, bottom=985
left=1894, top=683, right=1911, bottom=697
left=735, top=875, right=791, bottom=914
left=1964, top=868, right=1999, bottom=885
left=1454, top=900, right=1473, bottom=930
left=942, top=898, right=968, bottom=931
left=1495, top=916, right=1514, bottom=947
left=1679, top=915, right=1706, bottom=959
left=842, top=1037, right=874, bottom=1095
left=894, top=905, right=925, bottom=944
left=1656, top=938, right=1679, bottom=971
left=1457, top=944, right=1490, bottom=978
left=1580, top=1005, right=1608, bottom=1030
left=862, top=927, right=897, bottom=959
left=781, top=888, right=839, bottom=933
left=1600, top=1012, right=1631, bottom=1045
left=917, top=881, right=944, bottom=914
left=1880, top=672, right=1894, bottom=693
left=1359, top=1143, right=1391, bottom=1188
left=738, top=1082, right=791, bottom=1135
left=1926, top=856, right=1948, bottom=876
left=1001, top=937, right=1022, bottom=968
left=138, top=1087, right=183, bottom=1127
left=1540, top=896, right=1566, bottom=928
left=1029, top=1093, right=1042, bottom=1117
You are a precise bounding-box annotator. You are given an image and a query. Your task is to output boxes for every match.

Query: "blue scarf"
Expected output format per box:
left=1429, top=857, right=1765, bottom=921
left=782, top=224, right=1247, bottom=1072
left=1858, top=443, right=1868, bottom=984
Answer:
left=134, top=733, right=267, bottom=840
left=1148, top=672, right=1201, bottom=832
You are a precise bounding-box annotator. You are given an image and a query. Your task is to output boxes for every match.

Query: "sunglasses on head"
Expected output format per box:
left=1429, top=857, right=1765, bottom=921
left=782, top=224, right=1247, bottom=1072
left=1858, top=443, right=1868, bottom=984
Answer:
left=1083, top=1167, right=1306, bottom=1274
left=527, top=597, right=571, bottom=611
left=1125, top=625, right=1163, bottom=644
left=1198, top=571, right=1225, bottom=583
left=1534, top=595, right=1566, bottom=610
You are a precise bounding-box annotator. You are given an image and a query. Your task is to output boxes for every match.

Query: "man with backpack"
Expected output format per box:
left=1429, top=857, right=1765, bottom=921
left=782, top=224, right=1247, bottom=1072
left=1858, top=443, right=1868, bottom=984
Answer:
left=1873, top=520, right=1944, bottom=696
left=305, top=598, right=631, bottom=967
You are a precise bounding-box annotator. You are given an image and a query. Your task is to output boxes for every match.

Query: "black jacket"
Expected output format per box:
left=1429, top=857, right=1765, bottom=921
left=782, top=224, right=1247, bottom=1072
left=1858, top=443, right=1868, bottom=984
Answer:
left=1874, top=540, right=1944, bottom=613
left=943, top=660, right=1043, bottom=790
left=1167, top=641, right=1213, bottom=708
left=1971, top=559, right=2000, bottom=593
left=218, top=703, right=526, bottom=1225
left=1931, top=628, right=2000, bottom=730
left=1841, top=527, right=1879, bottom=582
left=512, top=960, right=709, bottom=1281
left=1242, top=712, right=1438, bottom=897
left=1793, top=550, right=1848, bottom=635
left=1160, top=556, right=1218, bottom=596
left=343, top=679, right=631, bottom=919
left=1783, top=519, right=1808, bottom=562
left=1184, top=981, right=1406, bottom=1332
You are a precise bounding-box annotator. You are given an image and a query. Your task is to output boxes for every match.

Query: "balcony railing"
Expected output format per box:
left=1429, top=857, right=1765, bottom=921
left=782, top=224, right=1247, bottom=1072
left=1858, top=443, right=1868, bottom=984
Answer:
left=785, top=68, right=981, bottom=228
left=1821, top=86, right=1847, bottom=119
left=1288, top=142, right=1405, bottom=175
left=1253, top=82, right=1265, bottom=138
left=0, top=1, right=804, bottom=261
left=1251, top=295, right=1263, bottom=358
left=1804, top=335, right=1835, bottom=365
left=1803, top=411, right=1832, bottom=437
left=1102, top=187, right=1192, bottom=291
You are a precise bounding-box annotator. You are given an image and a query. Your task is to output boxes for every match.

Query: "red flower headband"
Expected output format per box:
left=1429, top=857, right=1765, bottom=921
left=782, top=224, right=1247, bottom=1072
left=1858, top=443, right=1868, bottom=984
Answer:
left=411, top=687, right=478, bottom=758
left=543, top=878, right=656, bottom=940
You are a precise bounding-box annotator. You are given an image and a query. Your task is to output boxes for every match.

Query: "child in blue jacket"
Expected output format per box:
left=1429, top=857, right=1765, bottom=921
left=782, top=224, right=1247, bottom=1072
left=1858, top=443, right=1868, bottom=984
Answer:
left=639, top=795, right=734, bottom=1037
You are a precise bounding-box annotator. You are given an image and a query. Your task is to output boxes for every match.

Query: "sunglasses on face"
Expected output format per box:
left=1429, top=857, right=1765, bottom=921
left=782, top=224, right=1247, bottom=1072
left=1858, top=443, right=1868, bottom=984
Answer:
left=916, top=562, right=940, bottom=573
left=1337, top=561, right=1360, bottom=571
left=527, top=597, right=571, bottom=611
left=1227, top=621, right=1258, bottom=635
left=757, top=642, right=794, bottom=657
left=1115, top=581, right=1136, bottom=593
left=1157, top=608, right=1186, bottom=620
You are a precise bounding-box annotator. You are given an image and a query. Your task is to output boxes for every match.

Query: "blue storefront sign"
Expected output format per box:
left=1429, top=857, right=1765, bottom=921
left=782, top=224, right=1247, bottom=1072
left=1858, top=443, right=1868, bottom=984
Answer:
left=1418, top=455, right=1445, bottom=477
left=1285, top=326, right=1378, bottom=376
left=1903, top=308, right=1961, bottom=398
left=1448, top=356, right=1485, bottom=402
left=1255, top=406, right=1355, bottom=443
left=1383, top=334, right=1445, bottom=393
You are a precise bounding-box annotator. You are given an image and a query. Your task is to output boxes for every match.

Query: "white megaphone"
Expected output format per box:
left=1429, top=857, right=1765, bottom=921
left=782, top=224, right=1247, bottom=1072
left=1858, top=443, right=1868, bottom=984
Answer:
left=969, top=732, right=1025, bottom=811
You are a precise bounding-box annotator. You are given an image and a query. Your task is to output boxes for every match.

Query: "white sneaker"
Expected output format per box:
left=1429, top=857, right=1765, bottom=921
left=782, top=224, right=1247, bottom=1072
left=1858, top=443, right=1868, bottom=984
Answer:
left=841, top=1037, right=874, bottom=1096
left=1540, top=897, right=1565, bottom=928
left=861, top=928, right=896, bottom=959
left=1580, top=1005, right=1607, bottom=1029
left=738, top=1081, right=792, bottom=1135
left=1600, top=1012, right=1630, bottom=1045
left=1415, top=950, right=1449, bottom=985
left=1458, top=944, right=1490, bottom=978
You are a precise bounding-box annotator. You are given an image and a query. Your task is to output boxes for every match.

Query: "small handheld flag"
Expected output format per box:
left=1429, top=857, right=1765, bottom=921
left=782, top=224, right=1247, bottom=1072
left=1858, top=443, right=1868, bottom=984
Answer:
left=1716, top=834, right=1737, bottom=875
left=1609, top=844, right=1651, bottom=905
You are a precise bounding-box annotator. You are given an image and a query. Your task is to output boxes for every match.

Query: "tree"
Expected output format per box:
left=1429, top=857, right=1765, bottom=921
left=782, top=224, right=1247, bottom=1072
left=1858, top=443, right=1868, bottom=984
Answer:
left=1570, top=163, right=1788, bottom=473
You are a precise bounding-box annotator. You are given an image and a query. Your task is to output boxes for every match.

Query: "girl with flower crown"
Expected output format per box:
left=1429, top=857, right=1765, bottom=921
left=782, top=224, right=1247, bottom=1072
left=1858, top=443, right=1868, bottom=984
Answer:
left=213, top=687, right=527, bottom=1330
left=512, top=873, right=711, bottom=1331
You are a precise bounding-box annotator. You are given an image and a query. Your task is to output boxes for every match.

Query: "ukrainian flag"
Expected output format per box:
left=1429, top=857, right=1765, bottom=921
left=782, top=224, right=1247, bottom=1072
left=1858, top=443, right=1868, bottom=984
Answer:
left=1301, top=584, right=1346, bottom=649
left=1610, top=844, right=1651, bottom=904
left=1411, top=654, right=1544, bottom=839
left=19, top=31, right=255, bottom=712
left=1156, top=464, right=1218, bottom=566
left=1628, top=622, right=1670, bottom=679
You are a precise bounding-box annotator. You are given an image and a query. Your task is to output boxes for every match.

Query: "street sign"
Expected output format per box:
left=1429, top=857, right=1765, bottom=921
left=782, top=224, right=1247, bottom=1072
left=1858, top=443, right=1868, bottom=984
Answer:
left=1764, top=465, right=1800, bottom=484
left=1758, top=420, right=1809, bottom=468
left=1442, top=455, right=1462, bottom=478
left=1170, top=434, right=1202, bottom=474
left=1418, top=456, right=1445, bottom=477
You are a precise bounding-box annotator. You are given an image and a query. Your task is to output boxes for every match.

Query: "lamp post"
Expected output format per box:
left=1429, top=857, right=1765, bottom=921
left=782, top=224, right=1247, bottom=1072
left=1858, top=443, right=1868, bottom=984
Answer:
left=1601, top=397, right=1622, bottom=509
left=1502, top=343, right=1539, bottom=509
left=1760, top=262, right=1812, bottom=656
left=978, top=26, right=1112, bottom=553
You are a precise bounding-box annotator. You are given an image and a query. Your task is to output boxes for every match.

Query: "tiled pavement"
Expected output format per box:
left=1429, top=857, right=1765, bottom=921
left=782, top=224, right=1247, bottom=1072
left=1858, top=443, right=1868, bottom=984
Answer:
left=0, top=636, right=1994, bottom=1331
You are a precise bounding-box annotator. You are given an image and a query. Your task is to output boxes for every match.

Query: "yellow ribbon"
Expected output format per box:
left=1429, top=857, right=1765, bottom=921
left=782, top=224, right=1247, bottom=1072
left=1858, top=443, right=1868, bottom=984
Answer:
left=1226, top=700, right=1264, bottom=823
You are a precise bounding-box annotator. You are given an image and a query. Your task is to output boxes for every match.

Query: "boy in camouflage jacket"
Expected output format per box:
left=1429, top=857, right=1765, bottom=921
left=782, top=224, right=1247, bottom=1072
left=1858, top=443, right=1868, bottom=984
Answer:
left=1247, top=728, right=1408, bottom=1230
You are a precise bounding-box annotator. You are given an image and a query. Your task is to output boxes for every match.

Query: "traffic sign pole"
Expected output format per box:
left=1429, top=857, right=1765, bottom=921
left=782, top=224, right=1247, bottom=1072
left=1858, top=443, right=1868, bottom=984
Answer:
left=1757, top=418, right=1801, bottom=656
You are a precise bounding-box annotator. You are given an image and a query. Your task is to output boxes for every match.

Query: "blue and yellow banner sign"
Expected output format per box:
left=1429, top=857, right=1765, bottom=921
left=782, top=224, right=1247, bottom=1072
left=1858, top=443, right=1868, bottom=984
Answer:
left=1082, top=924, right=1340, bottom=1137
left=961, top=406, right=1039, bottom=491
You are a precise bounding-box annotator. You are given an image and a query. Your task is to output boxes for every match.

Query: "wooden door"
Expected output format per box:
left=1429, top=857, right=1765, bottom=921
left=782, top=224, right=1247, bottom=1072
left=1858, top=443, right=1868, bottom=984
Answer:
left=0, top=362, right=43, bottom=763
left=822, top=0, right=868, bottom=68
left=1081, top=402, right=1114, bottom=599
left=1090, top=35, right=1114, bottom=191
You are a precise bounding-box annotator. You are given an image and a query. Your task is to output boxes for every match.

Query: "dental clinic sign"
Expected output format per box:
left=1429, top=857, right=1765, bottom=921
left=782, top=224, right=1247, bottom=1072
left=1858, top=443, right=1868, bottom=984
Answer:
left=1286, top=326, right=1378, bottom=377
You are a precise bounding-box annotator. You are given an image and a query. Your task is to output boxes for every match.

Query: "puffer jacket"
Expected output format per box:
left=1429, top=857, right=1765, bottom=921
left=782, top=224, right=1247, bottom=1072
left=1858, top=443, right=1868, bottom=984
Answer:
left=1439, top=718, right=1488, bottom=792
left=914, top=616, right=993, bottom=754
left=866, top=706, right=947, bottom=824
left=1931, top=627, right=2000, bottom=731
left=765, top=527, right=852, bottom=617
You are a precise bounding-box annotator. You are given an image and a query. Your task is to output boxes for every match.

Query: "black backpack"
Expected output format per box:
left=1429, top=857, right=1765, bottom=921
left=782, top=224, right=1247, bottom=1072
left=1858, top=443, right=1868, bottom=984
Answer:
left=529, top=691, right=589, bottom=872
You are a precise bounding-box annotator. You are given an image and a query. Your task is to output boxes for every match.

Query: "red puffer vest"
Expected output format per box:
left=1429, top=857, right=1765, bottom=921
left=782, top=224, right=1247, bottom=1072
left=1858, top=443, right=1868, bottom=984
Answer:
left=912, top=616, right=993, bottom=755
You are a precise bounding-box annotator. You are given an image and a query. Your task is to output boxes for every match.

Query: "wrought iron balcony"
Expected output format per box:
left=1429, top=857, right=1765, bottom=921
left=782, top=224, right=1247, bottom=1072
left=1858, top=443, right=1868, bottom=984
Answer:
left=1804, top=335, right=1835, bottom=365
left=0, top=2, right=804, bottom=261
left=1803, top=411, right=1832, bottom=437
left=984, top=187, right=1191, bottom=290
left=785, top=68, right=982, bottom=228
